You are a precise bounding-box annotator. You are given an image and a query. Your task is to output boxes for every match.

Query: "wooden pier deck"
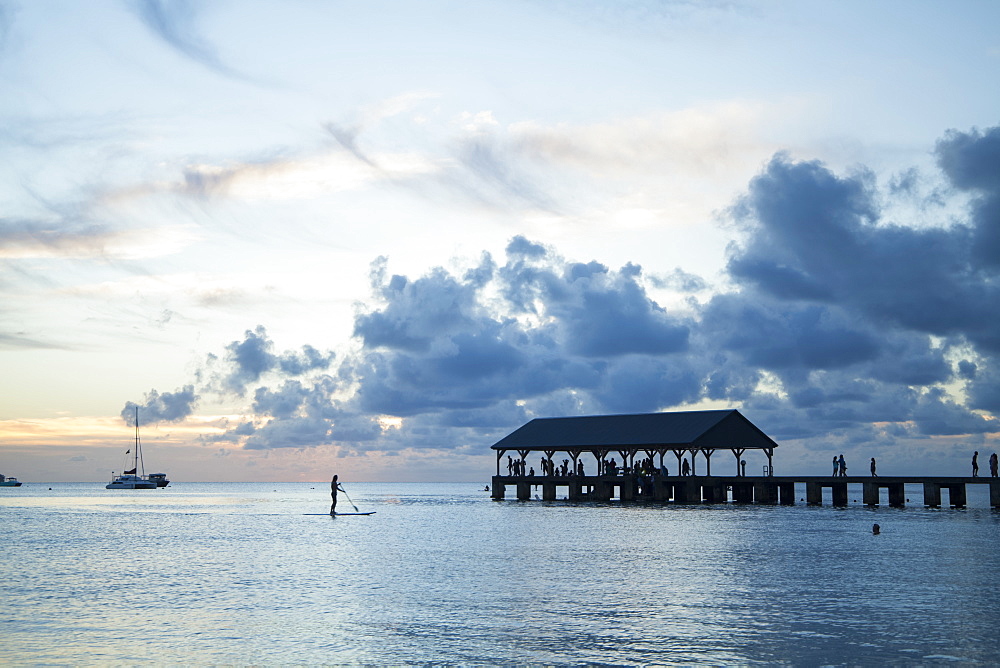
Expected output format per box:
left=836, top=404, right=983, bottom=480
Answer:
left=490, top=474, right=1000, bottom=508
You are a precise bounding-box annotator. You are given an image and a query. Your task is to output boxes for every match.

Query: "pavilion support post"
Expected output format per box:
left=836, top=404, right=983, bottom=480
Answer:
left=491, top=476, right=505, bottom=500
left=617, top=450, right=631, bottom=474
left=702, top=449, right=715, bottom=476
left=923, top=482, right=942, bottom=507
left=591, top=449, right=606, bottom=475
left=516, top=481, right=531, bottom=501
left=542, top=482, right=556, bottom=501
left=544, top=450, right=556, bottom=477
left=733, top=448, right=745, bottom=475
left=806, top=482, right=823, bottom=505
left=990, top=482, right=1000, bottom=509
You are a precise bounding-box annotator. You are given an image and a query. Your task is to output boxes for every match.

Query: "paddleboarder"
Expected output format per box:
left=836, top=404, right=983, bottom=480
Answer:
left=330, top=474, right=345, bottom=515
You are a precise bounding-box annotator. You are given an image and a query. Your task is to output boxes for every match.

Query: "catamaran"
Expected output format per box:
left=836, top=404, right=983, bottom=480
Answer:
left=106, top=408, right=170, bottom=489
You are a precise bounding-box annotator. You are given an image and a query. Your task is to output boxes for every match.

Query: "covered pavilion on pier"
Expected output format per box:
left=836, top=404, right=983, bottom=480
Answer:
left=491, top=409, right=779, bottom=480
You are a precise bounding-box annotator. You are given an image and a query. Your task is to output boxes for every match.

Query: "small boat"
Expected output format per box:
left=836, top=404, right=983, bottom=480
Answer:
left=146, top=472, right=170, bottom=488
left=106, top=408, right=169, bottom=490
left=0, top=474, right=22, bottom=487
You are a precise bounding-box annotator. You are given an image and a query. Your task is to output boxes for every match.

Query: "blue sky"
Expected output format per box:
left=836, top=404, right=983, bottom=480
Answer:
left=1, top=0, right=998, bottom=482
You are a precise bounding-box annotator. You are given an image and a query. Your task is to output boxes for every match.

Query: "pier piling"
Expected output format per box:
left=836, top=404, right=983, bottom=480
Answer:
left=490, top=475, right=999, bottom=509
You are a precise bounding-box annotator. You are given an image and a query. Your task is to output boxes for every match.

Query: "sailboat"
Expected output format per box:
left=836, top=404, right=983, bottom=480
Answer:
left=106, top=408, right=169, bottom=489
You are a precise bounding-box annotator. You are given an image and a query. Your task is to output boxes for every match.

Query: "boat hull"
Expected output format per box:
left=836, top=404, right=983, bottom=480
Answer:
left=106, top=475, right=157, bottom=490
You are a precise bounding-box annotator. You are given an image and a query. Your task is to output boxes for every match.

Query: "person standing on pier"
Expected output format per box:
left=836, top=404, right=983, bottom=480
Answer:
left=832, top=456, right=838, bottom=477
left=838, top=454, right=847, bottom=477
left=990, top=452, right=998, bottom=477
left=972, top=451, right=979, bottom=477
left=870, top=458, right=878, bottom=477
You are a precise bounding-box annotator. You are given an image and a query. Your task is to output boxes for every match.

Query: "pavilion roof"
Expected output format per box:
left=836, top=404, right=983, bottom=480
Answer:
left=490, top=409, right=778, bottom=452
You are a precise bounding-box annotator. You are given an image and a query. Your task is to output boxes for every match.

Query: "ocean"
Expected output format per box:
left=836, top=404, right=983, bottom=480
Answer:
left=1, top=481, right=998, bottom=666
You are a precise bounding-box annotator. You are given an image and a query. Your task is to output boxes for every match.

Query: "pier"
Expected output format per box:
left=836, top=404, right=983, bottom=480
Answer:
left=490, top=474, right=1000, bottom=508
left=490, top=410, right=1000, bottom=509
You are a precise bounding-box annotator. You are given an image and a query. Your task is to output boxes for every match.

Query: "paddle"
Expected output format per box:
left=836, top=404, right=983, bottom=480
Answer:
left=339, top=485, right=360, bottom=512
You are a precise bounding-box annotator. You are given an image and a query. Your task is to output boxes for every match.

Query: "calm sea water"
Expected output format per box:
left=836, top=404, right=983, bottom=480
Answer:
left=1, top=481, right=998, bottom=666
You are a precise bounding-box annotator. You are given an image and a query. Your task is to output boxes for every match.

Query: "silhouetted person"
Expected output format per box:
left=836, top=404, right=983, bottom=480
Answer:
left=832, top=456, right=838, bottom=477
left=838, top=454, right=847, bottom=477
left=872, top=523, right=880, bottom=535
left=682, top=459, right=690, bottom=476
left=330, top=474, right=345, bottom=515
left=990, top=452, right=998, bottom=478
left=870, top=458, right=878, bottom=477
left=740, top=459, right=746, bottom=476
left=972, top=451, right=979, bottom=477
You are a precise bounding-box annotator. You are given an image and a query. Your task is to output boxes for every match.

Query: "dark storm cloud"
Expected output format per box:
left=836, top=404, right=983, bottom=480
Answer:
left=966, top=364, right=1000, bottom=414
left=936, top=126, right=1000, bottom=269
left=701, top=296, right=882, bottom=372
left=728, top=149, right=1000, bottom=352
left=122, top=385, right=197, bottom=425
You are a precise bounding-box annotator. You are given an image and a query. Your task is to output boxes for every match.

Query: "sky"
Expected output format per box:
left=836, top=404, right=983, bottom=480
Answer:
left=1, top=0, right=998, bottom=482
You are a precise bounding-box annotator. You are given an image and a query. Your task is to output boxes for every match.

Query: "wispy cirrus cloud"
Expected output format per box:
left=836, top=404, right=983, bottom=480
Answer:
left=132, top=0, right=248, bottom=80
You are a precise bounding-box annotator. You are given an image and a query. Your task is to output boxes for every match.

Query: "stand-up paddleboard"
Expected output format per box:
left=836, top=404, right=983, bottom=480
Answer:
left=303, top=512, right=376, bottom=516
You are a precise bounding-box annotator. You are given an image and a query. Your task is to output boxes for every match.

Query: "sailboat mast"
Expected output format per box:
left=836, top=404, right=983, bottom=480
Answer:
left=134, top=406, right=144, bottom=477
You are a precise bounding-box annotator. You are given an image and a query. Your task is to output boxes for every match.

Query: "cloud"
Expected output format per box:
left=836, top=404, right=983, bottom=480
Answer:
left=0, top=216, right=116, bottom=259
left=935, top=125, right=1000, bottom=269
left=216, top=325, right=335, bottom=395
left=727, top=150, right=1000, bottom=352
left=132, top=0, right=246, bottom=79
left=122, top=385, right=198, bottom=426
left=130, top=126, right=1000, bottom=457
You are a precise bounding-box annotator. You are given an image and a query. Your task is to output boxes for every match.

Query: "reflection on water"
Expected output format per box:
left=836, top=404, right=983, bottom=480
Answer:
left=1, top=482, right=998, bottom=665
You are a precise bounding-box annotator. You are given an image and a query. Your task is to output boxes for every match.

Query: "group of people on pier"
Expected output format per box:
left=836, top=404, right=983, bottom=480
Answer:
left=504, top=455, right=722, bottom=478
left=973, top=451, right=999, bottom=477
left=835, top=452, right=1000, bottom=478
